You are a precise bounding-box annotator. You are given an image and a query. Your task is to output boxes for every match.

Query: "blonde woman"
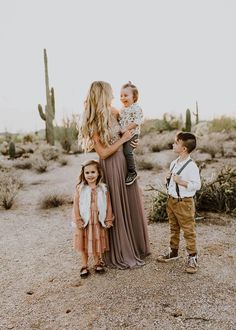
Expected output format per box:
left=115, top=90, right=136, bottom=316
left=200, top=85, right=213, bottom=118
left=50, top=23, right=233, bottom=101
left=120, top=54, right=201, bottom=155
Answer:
left=79, top=81, right=150, bottom=269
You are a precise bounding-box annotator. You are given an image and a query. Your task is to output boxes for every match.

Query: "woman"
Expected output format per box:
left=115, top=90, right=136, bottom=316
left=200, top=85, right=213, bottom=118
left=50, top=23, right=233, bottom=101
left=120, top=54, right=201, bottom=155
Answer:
left=79, top=81, right=150, bottom=269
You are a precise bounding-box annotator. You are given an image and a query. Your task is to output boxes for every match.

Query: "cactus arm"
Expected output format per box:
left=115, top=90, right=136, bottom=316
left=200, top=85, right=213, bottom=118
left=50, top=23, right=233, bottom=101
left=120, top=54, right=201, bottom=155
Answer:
left=38, top=104, right=46, bottom=121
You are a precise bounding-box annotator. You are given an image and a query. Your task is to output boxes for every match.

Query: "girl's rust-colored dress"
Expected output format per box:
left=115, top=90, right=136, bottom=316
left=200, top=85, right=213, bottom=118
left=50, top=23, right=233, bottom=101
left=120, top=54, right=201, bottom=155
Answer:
left=73, top=187, right=113, bottom=255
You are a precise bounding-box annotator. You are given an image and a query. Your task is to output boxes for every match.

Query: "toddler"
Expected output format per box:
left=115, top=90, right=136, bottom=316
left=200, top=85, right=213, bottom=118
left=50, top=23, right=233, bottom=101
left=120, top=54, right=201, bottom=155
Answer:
left=119, top=82, right=143, bottom=185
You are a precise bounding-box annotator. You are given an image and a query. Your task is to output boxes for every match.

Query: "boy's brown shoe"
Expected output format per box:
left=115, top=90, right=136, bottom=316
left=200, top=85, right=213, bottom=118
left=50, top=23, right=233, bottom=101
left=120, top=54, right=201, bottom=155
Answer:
left=156, top=249, right=179, bottom=263
left=185, top=255, right=198, bottom=274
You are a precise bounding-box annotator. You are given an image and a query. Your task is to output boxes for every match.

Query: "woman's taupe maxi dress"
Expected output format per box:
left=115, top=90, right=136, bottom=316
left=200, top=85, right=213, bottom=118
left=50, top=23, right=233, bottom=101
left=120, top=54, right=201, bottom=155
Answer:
left=99, top=115, right=150, bottom=269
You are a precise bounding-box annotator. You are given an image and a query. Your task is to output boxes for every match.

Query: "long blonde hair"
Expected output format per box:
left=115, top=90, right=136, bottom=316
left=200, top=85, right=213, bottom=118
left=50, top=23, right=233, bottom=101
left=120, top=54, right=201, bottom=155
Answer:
left=78, top=81, right=113, bottom=152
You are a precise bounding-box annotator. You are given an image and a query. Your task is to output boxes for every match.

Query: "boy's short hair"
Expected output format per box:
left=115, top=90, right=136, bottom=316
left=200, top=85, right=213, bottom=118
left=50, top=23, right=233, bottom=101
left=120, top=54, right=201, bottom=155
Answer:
left=121, top=81, right=139, bottom=102
left=176, top=132, right=196, bottom=153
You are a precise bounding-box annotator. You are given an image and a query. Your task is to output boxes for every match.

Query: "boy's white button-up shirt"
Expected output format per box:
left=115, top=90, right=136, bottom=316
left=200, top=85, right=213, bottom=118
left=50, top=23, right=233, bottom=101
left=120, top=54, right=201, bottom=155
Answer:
left=168, top=156, right=201, bottom=198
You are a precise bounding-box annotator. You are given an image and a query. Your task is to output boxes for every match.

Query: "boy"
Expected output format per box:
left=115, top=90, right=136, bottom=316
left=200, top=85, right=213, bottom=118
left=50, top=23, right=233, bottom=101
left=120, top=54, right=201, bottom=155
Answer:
left=157, top=132, right=201, bottom=273
left=119, top=82, right=143, bottom=185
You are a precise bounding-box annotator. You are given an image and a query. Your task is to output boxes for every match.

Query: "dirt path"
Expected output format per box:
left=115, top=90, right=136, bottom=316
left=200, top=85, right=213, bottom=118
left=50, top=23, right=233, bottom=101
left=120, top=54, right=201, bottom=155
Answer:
left=1, top=154, right=236, bottom=330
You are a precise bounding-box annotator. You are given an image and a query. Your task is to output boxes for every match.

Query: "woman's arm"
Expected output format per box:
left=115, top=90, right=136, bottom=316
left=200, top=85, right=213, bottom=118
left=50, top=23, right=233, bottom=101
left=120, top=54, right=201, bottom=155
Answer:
left=93, top=131, right=132, bottom=160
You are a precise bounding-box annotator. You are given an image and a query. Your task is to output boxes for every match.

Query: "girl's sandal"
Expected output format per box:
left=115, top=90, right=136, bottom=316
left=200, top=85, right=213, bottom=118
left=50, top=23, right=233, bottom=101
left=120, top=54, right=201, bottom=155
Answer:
left=80, top=266, right=90, bottom=278
left=94, top=263, right=105, bottom=274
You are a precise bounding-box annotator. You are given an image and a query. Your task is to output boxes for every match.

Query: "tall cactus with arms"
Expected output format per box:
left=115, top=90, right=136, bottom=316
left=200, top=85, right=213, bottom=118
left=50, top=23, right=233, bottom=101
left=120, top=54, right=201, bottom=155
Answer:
left=38, top=49, right=55, bottom=145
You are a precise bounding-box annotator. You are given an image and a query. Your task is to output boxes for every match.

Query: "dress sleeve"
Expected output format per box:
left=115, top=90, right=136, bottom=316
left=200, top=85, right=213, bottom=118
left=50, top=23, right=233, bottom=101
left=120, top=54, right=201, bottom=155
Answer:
left=105, top=191, right=114, bottom=227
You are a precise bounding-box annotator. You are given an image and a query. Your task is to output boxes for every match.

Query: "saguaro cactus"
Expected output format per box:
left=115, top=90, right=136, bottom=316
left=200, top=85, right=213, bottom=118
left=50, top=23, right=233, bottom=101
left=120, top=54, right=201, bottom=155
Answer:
left=193, top=101, right=199, bottom=125
left=185, top=109, right=192, bottom=132
left=38, top=49, right=55, bottom=145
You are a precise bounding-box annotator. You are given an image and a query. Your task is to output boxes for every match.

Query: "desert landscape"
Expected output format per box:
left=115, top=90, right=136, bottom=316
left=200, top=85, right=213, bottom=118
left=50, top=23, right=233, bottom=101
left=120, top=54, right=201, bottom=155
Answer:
left=0, top=122, right=236, bottom=330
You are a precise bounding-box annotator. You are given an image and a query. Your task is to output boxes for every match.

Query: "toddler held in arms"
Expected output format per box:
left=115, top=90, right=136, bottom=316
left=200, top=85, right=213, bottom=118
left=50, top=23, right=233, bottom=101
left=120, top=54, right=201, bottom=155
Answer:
left=119, top=81, right=143, bottom=185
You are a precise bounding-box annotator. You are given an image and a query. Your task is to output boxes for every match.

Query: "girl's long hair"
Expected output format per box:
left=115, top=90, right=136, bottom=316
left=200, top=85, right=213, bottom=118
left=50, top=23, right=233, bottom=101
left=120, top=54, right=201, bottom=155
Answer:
left=78, top=81, right=113, bottom=152
left=77, top=159, right=103, bottom=187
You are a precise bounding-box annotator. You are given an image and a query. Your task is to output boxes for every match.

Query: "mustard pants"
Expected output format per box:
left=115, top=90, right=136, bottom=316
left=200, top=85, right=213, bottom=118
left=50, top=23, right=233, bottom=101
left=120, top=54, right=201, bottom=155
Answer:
left=167, top=197, right=197, bottom=255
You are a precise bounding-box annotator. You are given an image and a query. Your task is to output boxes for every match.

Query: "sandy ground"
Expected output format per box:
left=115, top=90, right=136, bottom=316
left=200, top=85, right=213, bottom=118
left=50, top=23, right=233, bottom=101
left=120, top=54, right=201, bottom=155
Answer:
left=1, top=153, right=236, bottom=330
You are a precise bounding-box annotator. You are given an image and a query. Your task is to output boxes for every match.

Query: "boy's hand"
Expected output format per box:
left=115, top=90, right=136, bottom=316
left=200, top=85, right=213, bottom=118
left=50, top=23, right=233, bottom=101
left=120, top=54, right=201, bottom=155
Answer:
left=165, top=172, right=171, bottom=185
left=173, top=174, right=181, bottom=184
left=173, top=174, right=188, bottom=188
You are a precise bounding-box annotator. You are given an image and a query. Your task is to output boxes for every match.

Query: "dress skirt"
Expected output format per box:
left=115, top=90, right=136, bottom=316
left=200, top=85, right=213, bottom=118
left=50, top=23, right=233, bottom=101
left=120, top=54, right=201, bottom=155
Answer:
left=100, top=147, right=150, bottom=269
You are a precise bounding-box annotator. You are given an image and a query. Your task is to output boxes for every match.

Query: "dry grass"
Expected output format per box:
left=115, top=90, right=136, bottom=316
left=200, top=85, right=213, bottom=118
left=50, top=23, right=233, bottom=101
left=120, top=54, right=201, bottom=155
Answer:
left=0, top=171, right=21, bottom=209
left=31, top=156, right=48, bottom=173
left=57, top=156, right=68, bottom=166
left=36, top=144, right=61, bottom=161
left=40, top=193, right=72, bottom=209
left=13, top=159, right=32, bottom=169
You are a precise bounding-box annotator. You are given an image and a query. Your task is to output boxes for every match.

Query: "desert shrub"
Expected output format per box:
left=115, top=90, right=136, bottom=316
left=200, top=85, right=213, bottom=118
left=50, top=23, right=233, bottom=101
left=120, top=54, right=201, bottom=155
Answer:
left=137, top=159, right=154, bottom=170
left=197, top=134, right=225, bottom=158
left=36, top=145, right=61, bottom=161
left=23, top=134, right=34, bottom=143
left=196, top=167, right=236, bottom=214
left=149, top=190, right=168, bottom=222
left=151, top=144, right=160, bottom=152
left=149, top=167, right=236, bottom=222
left=210, top=116, right=236, bottom=132
left=141, top=115, right=181, bottom=137
left=31, top=156, right=48, bottom=173
left=163, top=113, right=182, bottom=131
left=58, top=156, right=68, bottom=166
left=139, top=131, right=176, bottom=154
left=13, top=160, right=32, bottom=169
left=55, top=115, right=79, bottom=153
left=40, top=193, right=72, bottom=209
left=0, top=171, right=21, bottom=209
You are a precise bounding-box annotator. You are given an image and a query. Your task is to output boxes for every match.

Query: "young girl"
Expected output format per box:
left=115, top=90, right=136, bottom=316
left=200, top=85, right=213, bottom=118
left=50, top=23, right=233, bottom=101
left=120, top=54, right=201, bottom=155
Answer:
left=72, top=159, right=114, bottom=278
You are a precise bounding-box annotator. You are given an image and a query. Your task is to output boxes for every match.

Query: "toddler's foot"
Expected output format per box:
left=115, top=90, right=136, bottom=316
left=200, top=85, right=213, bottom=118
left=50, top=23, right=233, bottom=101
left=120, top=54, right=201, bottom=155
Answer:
left=156, top=248, right=179, bottom=262
left=125, top=171, right=137, bottom=185
left=185, top=255, right=198, bottom=274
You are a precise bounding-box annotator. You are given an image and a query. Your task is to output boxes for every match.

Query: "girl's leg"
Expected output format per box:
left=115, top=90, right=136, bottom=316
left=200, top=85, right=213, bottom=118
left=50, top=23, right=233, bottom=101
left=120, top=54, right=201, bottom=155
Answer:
left=94, top=253, right=105, bottom=273
left=81, top=251, right=88, bottom=268
left=93, top=253, right=101, bottom=266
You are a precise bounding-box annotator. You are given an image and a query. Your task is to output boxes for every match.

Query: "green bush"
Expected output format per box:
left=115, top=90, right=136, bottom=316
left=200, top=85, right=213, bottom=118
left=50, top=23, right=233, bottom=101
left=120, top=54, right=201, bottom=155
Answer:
left=210, top=116, right=236, bottom=132
left=149, top=190, right=168, bottom=222
left=196, top=167, right=236, bottom=214
left=149, top=167, right=236, bottom=222
left=55, top=115, right=79, bottom=153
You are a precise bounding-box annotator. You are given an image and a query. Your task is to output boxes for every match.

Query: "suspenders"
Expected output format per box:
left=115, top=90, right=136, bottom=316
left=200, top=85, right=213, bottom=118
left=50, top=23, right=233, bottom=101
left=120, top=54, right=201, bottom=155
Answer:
left=167, top=159, right=192, bottom=199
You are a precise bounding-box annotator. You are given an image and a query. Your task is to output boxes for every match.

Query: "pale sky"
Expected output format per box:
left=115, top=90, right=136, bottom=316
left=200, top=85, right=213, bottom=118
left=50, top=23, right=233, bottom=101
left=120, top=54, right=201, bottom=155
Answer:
left=0, top=0, right=236, bottom=133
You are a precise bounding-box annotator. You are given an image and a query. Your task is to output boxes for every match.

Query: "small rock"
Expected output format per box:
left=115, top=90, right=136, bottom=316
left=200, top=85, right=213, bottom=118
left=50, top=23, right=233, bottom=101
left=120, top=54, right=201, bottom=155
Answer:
left=26, top=290, right=34, bottom=295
